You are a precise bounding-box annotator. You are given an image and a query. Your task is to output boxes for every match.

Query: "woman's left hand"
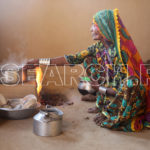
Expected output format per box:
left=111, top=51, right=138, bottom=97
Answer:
left=90, top=80, right=117, bottom=96
left=90, top=80, right=100, bottom=92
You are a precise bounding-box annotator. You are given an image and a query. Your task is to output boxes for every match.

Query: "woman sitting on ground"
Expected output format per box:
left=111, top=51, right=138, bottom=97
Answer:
left=24, top=9, right=150, bottom=132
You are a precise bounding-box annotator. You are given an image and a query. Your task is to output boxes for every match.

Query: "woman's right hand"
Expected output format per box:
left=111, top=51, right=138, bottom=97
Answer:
left=23, top=59, right=39, bottom=70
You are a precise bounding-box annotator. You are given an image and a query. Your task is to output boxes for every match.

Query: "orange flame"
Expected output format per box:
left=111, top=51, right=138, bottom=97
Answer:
left=22, top=70, right=26, bottom=82
left=35, top=67, right=43, bottom=95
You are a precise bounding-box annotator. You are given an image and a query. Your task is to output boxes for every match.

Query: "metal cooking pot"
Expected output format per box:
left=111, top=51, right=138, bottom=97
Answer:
left=78, top=80, right=96, bottom=95
left=33, top=105, right=63, bottom=137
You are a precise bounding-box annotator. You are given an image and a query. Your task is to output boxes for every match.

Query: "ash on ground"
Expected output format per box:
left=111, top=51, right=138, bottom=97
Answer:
left=40, top=93, right=68, bottom=106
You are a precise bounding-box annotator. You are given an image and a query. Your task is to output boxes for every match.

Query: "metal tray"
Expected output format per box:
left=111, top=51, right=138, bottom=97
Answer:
left=0, top=102, right=41, bottom=120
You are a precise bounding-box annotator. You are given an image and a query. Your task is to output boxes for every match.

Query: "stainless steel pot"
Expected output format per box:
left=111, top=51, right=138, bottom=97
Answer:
left=33, top=105, right=63, bottom=137
left=78, top=80, right=96, bottom=95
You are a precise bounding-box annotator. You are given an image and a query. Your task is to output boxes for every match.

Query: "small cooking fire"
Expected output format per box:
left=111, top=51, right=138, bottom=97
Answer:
left=35, top=67, right=43, bottom=95
left=35, top=66, right=68, bottom=106
left=22, top=69, right=26, bottom=82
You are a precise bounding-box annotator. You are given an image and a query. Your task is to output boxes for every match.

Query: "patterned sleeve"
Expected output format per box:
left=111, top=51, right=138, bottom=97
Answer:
left=65, top=41, right=103, bottom=65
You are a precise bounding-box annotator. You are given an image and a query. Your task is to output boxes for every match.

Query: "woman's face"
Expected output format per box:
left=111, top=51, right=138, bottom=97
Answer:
left=90, top=23, right=103, bottom=40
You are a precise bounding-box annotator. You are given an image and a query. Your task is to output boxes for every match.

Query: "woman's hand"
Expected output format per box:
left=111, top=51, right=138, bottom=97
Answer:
left=90, top=80, right=100, bottom=92
left=23, top=59, right=39, bottom=70
left=90, top=80, right=116, bottom=96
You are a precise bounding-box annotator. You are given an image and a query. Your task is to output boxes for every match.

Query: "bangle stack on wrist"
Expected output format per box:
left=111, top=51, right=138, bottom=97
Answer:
left=98, top=86, right=107, bottom=95
left=39, top=58, right=51, bottom=65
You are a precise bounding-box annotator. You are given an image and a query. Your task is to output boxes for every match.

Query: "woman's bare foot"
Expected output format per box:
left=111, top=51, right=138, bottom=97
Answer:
left=93, top=114, right=106, bottom=126
left=81, top=94, right=96, bottom=102
left=88, top=106, right=99, bottom=113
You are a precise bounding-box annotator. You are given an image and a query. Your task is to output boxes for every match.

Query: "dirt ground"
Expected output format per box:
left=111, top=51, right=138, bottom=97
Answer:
left=0, top=88, right=150, bottom=150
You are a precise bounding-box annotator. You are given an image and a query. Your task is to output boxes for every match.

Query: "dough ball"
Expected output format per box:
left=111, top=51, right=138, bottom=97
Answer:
left=22, top=94, right=37, bottom=109
left=13, top=104, right=23, bottom=110
left=0, top=94, right=8, bottom=106
left=9, top=98, right=23, bottom=108
left=22, top=94, right=37, bottom=102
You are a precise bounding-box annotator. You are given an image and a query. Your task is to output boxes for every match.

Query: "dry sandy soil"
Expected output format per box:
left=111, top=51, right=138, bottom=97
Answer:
left=0, top=88, right=150, bottom=150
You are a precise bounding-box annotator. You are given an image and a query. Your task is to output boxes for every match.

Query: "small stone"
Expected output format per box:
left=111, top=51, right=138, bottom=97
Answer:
left=84, top=117, right=90, bottom=120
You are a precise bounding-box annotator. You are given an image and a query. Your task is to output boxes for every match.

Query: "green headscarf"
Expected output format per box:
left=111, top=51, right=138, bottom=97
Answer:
left=93, top=10, right=116, bottom=42
left=93, top=9, right=122, bottom=61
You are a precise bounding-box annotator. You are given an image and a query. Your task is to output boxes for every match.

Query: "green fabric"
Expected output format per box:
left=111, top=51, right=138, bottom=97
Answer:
left=65, top=41, right=104, bottom=64
left=65, top=9, right=148, bottom=132
left=93, top=10, right=120, bottom=60
left=81, top=77, right=91, bottom=82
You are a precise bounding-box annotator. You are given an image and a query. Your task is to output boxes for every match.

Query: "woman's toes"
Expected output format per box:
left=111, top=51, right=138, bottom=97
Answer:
left=93, top=114, right=106, bottom=126
left=94, top=116, right=102, bottom=125
left=93, top=114, right=99, bottom=121
left=94, top=119, right=101, bottom=125
left=93, top=114, right=100, bottom=122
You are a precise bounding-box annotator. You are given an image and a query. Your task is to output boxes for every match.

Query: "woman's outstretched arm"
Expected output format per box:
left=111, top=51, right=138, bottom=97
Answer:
left=50, top=56, right=69, bottom=66
left=23, top=56, right=69, bottom=69
left=24, top=41, right=101, bottom=69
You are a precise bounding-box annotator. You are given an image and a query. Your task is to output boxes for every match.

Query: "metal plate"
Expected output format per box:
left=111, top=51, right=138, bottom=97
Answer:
left=0, top=102, right=41, bottom=120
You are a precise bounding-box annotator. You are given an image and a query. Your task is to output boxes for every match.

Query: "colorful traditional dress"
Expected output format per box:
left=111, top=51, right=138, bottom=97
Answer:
left=65, top=9, right=150, bottom=131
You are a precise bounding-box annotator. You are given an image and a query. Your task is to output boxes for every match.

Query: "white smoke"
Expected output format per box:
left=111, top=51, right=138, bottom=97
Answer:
left=0, top=48, right=27, bottom=69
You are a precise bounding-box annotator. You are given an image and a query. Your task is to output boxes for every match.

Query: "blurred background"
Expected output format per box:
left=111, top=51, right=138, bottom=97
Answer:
left=0, top=0, right=150, bottom=64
